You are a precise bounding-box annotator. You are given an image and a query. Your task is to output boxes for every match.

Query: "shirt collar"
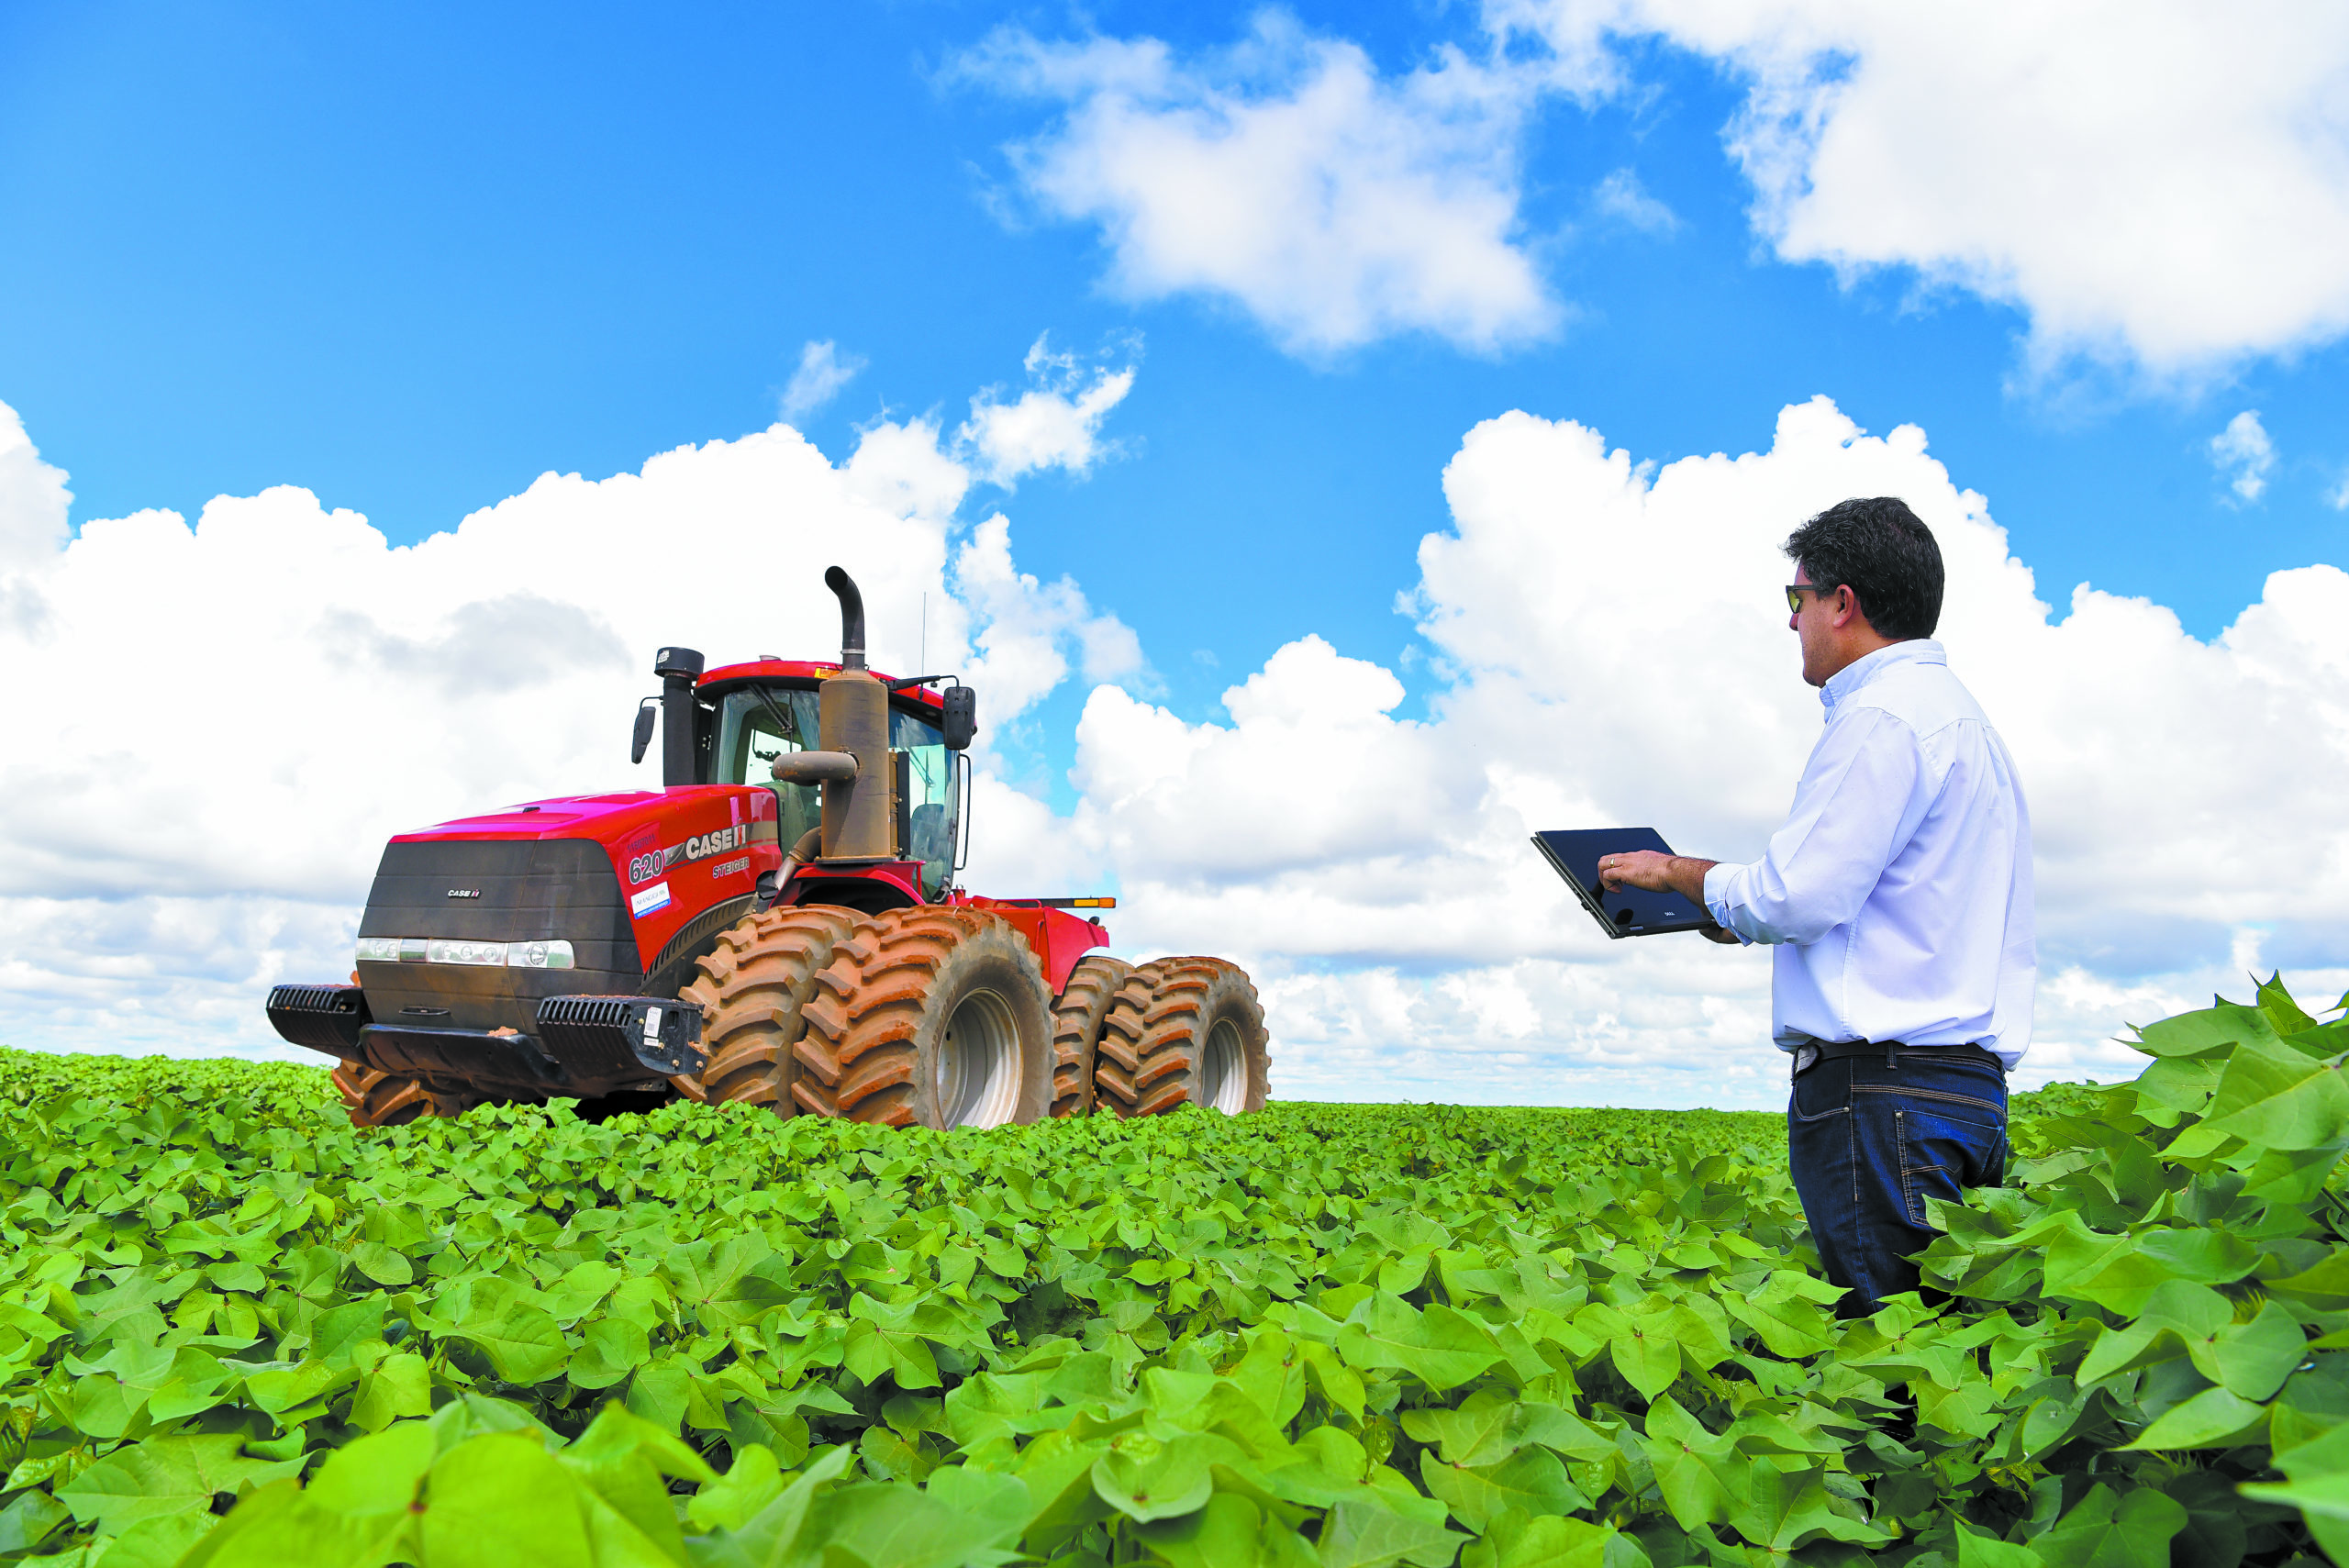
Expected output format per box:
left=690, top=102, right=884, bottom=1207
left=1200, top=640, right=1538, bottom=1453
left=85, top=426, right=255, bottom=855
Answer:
left=1820, top=639, right=1945, bottom=714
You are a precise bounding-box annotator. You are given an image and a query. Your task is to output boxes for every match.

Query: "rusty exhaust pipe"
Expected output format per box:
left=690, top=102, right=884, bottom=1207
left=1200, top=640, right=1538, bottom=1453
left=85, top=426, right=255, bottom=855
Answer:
left=826, top=565, right=866, bottom=673
left=808, top=567, right=891, bottom=860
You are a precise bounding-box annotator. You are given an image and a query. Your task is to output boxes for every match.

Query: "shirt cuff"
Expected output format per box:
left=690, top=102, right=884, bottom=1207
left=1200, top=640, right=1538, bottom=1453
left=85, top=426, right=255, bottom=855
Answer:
left=1702, top=863, right=1752, bottom=944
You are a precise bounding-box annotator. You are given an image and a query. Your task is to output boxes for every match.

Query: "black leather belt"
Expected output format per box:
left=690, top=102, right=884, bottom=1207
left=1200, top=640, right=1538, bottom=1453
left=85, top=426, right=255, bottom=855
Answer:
left=1796, top=1040, right=2005, bottom=1073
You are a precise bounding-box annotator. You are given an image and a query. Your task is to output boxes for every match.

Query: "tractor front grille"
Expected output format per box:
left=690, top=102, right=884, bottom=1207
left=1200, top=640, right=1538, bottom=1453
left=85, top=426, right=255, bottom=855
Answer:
left=357, top=839, right=639, bottom=1034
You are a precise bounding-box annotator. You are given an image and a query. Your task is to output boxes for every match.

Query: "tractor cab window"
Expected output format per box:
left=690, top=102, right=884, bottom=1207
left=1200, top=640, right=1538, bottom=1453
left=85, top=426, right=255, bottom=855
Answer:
left=713, top=684, right=961, bottom=898
left=893, top=706, right=959, bottom=899
left=713, top=685, right=822, bottom=851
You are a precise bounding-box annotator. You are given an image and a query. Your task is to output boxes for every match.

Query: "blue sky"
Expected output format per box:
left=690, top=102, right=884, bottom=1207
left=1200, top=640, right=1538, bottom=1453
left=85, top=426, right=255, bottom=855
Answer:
left=4, top=1, right=2346, bottom=1101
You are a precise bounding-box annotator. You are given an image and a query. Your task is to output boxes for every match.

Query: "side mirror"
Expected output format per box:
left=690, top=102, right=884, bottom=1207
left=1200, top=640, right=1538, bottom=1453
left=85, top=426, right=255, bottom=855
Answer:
left=630, top=699, right=658, bottom=765
left=941, top=685, right=976, bottom=751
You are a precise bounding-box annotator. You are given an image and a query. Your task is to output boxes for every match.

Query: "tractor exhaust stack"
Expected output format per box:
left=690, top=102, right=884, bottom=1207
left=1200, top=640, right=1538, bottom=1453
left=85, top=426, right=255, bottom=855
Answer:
left=826, top=565, right=867, bottom=672
left=814, top=567, right=892, bottom=860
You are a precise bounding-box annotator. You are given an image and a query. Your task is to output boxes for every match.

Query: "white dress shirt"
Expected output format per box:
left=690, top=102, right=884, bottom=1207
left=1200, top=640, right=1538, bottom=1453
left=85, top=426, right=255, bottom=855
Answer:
left=1702, top=639, right=2035, bottom=1068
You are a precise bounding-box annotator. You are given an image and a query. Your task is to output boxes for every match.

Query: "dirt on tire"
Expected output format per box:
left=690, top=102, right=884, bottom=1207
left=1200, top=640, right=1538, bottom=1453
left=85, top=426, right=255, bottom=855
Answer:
left=793, top=907, right=1053, bottom=1129
left=1048, top=954, right=1133, bottom=1118
left=1094, top=956, right=1270, bottom=1118
left=674, top=905, right=857, bottom=1113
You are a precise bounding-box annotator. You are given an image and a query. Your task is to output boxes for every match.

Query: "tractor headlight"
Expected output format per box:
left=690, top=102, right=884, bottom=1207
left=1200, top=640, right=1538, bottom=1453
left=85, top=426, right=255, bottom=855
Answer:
left=351, top=937, right=575, bottom=968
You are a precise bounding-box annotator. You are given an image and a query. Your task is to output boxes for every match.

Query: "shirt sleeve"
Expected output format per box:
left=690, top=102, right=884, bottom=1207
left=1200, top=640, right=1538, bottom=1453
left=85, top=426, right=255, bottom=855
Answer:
left=1705, top=706, right=1924, bottom=946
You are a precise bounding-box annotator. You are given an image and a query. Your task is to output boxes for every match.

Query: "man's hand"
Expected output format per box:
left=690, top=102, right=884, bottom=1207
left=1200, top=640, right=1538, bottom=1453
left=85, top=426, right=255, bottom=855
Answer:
left=1597, top=851, right=1715, bottom=902
left=1599, top=851, right=1741, bottom=945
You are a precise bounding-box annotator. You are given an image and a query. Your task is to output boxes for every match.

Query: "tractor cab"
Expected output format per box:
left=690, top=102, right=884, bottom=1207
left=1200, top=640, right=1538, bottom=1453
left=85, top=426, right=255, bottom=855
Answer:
left=695, top=665, right=965, bottom=901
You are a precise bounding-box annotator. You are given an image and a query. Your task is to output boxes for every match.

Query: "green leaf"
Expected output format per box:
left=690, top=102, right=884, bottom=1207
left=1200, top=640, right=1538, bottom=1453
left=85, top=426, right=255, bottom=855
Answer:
left=349, top=1351, right=433, bottom=1434
left=1637, top=1398, right=1738, bottom=1531
left=0, top=1491, right=70, bottom=1555
left=1953, top=1518, right=2045, bottom=1568
left=56, top=1433, right=304, bottom=1534
left=569, top=1318, right=651, bottom=1391
left=2042, top=1216, right=2258, bottom=1315
left=184, top=1424, right=436, bottom=1568
left=1465, top=1511, right=1615, bottom=1568
left=1419, top=1444, right=1586, bottom=1532
left=1720, top=1271, right=1839, bottom=1358
left=2120, top=1385, right=2270, bottom=1451
left=417, top=1432, right=595, bottom=1568
left=1334, top=1294, right=1505, bottom=1392
left=1136, top=1491, right=1299, bottom=1568
left=2204, top=1036, right=2349, bottom=1152
left=1091, top=1434, right=1218, bottom=1522
left=686, top=1445, right=857, bottom=1568
left=842, top=1293, right=945, bottom=1391
left=689, top=1444, right=784, bottom=1534
left=2033, top=1485, right=2188, bottom=1568
left=2133, top=1002, right=2283, bottom=1059
left=2257, top=972, right=2320, bottom=1034
left=1314, top=1495, right=1466, bottom=1568
left=459, top=1297, right=571, bottom=1385
left=2201, top=1299, right=2308, bottom=1401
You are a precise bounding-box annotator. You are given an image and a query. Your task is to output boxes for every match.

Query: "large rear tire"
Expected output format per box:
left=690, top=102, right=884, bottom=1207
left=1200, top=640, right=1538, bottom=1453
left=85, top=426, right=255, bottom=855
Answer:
left=674, top=906, right=857, bottom=1112
left=1094, top=957, right=1270, bottom=1118
left=1049, top=954, right=1132, bottom=1118
left=794, top=908, right=1053, bottom=1129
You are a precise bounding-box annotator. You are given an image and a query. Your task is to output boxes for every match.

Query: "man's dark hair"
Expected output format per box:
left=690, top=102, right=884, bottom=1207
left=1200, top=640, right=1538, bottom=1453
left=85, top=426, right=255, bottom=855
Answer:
left=1783, top=497, right=1943, bottom=640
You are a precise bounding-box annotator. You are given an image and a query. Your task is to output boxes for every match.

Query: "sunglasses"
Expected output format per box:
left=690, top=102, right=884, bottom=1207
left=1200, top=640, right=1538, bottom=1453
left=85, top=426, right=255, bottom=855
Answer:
left=1785, top=583, right=1841, bottom=614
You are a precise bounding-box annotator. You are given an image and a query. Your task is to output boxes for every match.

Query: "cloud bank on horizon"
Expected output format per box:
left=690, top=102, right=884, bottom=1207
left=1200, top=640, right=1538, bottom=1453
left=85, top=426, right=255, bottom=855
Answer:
left=2, top=363, right=2343, bottom=1106
left=963, top=0, right=2349, bottom=379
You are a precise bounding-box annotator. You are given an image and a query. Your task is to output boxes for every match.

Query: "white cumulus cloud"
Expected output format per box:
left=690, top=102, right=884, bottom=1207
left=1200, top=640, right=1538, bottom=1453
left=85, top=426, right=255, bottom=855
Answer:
left=779, top=339, right=865, bottom=422
left=955, top=335, right=1139, bottom=487
left=1590, top=168, right=1676, bottom=235
left=1497, top=0, right=2349, bottom=381
left=965, top=4, right=2349, bottom=381
left=2209, top=410, right=2277, bottom=504
left=956, top=15, right=1563, bottom=356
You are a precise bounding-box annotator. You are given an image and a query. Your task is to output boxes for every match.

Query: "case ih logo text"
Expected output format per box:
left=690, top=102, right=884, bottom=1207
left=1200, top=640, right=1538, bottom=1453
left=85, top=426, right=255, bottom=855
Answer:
left=445, top=888, right=481, bottom=898
left=628, top=824, right=748, bottom=885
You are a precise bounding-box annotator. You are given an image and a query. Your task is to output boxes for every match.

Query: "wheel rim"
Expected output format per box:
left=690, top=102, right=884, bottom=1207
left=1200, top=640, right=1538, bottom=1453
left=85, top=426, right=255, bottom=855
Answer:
left=937, top=987, right=1021, bottom=1128
left=1200, top=1018, right=1247, bottom=1114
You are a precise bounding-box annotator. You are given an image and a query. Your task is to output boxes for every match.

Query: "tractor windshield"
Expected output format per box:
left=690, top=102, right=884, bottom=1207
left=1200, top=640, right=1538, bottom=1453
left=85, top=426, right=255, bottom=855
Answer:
left=712, top=684, right=960, bottom=898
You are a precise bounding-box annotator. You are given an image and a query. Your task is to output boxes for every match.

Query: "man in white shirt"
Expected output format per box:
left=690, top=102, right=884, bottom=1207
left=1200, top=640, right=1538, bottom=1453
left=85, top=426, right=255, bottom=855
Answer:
left=1598, top=496, right=2034, bottom=1316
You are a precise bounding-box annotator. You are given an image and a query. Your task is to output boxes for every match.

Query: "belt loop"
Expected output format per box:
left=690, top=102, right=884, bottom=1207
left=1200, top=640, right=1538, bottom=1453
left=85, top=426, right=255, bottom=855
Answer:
left=1885, top=1040, right=1898, bottom=1071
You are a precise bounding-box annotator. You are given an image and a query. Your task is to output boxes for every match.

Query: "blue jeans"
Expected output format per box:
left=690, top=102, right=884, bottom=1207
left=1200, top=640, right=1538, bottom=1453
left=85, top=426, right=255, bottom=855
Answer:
left=1787, top=1047, right=2008, bottom=1317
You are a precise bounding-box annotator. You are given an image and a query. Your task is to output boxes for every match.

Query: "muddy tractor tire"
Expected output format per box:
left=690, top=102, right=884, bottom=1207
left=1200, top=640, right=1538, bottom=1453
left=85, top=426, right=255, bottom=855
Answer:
left=1048, top=954, right=1133, bottom=1118
left=674, top=906, right=858, bottom=1113
left=332, top=1062, right=476, bottom=1128
left=1094, top=957, right=1270, bottom=1118
left=793, top=907, right=1054, bottom=1129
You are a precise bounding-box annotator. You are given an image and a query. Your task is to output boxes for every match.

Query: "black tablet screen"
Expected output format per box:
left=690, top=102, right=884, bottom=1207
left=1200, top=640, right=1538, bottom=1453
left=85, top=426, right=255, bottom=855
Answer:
left=1531, top=828, right=1717, bottom=939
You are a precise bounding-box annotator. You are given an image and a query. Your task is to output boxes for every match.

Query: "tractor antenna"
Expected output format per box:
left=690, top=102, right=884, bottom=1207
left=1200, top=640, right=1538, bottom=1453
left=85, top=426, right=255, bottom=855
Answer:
left=920, top=592, right=927, bottom=676
left=825, top=566, right=866, bottom=671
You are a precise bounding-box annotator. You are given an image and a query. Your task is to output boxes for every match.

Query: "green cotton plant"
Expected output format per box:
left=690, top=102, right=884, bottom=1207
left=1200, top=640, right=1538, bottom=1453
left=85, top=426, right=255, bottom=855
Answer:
left=0, top=980, right=2343, bottom=1568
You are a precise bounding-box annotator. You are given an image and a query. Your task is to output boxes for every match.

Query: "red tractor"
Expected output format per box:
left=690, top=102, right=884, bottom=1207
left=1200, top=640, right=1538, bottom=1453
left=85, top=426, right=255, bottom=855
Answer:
left=266, top=568, right=1271, bottom=1129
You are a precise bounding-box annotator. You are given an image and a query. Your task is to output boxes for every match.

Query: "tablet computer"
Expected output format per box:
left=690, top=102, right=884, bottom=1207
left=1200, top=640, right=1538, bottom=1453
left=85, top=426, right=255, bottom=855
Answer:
left=1531, top=828, right=1716, bottom=939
